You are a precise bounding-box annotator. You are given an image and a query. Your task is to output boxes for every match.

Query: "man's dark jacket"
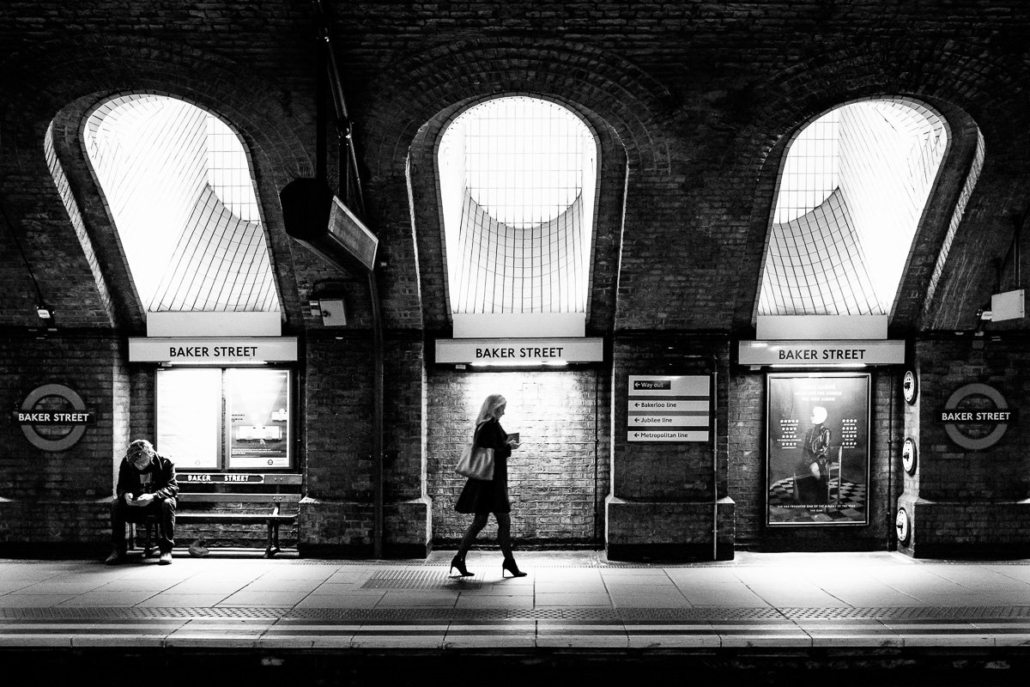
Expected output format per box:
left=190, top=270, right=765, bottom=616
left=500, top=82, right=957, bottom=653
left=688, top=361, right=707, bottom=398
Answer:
left=115, top=454, right=178, bottom=502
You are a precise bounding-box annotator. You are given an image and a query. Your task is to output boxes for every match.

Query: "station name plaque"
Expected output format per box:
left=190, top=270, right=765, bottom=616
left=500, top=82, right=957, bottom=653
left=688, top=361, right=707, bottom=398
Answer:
left=627, top=375, right=713, bottom=443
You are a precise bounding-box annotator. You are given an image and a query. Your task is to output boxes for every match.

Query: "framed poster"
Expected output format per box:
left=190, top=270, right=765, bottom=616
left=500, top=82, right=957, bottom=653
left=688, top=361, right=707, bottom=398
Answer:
left=226, top=368, right=291, bottom=469
left=766, top=373, right=870, bottom=527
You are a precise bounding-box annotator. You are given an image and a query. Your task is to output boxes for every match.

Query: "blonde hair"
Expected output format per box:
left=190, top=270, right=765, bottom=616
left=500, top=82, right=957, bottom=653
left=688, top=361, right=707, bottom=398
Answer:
left=474, top=394, right=507, bottom=426
left=126, top=439, right=155, bottom=461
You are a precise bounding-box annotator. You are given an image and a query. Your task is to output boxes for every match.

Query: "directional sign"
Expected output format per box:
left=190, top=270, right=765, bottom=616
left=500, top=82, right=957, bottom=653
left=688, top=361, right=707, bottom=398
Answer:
left=627, top=375, right=713, bottom=443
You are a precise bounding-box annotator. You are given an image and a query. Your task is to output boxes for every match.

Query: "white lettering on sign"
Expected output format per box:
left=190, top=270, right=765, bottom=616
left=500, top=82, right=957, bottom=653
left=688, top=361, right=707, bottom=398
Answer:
left=940, top=411, right=1014, bottom=422
left=16, top=412, right=91, bottom=423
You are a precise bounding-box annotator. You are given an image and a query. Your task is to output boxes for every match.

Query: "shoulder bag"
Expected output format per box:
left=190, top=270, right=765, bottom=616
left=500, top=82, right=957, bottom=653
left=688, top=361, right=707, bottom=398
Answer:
left=455, top=423, right=495, bottom=480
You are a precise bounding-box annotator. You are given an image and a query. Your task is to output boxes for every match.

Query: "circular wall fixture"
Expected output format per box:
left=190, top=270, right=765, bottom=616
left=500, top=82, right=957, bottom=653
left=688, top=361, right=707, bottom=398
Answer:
left=901, top=438, right=917, bottom=475
left=895, top=508, right=911, bottom=546
left=902, top=370, right=917, bottom=405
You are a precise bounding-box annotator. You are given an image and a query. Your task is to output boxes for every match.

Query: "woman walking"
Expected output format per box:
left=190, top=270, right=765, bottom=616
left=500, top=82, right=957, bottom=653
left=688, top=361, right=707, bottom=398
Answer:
left=451, top=393, right=527, bottom=578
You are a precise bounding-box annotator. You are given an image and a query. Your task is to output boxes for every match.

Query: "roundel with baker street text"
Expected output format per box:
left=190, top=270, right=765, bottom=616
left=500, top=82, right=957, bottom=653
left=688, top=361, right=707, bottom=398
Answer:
left=936, top=383, right=1016, bottom=451
left=12, top=384, right=96, bottom=451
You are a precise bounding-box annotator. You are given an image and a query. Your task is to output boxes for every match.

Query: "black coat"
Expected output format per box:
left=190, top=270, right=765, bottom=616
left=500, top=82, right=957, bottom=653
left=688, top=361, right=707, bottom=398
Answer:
left=455, top=418, right=511, bottom=514
left=116, top=453, right=178, bottom=502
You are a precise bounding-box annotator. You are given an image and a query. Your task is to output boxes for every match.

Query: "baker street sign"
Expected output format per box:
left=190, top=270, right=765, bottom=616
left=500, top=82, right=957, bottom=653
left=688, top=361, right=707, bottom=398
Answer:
left=12, top=383, right=96, bottom=451
left=935, top=383, right=1017, bottom=451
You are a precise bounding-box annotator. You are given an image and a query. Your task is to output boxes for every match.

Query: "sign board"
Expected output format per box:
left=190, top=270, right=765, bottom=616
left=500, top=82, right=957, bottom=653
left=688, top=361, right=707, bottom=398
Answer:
left=435, top=338, right=604, bottom=365
left=739, top=340, right=904, bottom=366
left=936, top=382, right=1015, bottom=450
left=179, top=473, right=267, bottom=483
left=13, top=383, right=95, bottom=452
left=129, top=337, right=298, bottom=363
left=627, top=375, right=712, bottom=442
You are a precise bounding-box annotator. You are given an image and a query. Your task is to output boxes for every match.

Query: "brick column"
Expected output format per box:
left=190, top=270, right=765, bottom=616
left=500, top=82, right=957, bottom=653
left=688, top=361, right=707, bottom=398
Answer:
left=899, top=339, right=1030, bottom=558
left=606, top=335, right=734, bottom=561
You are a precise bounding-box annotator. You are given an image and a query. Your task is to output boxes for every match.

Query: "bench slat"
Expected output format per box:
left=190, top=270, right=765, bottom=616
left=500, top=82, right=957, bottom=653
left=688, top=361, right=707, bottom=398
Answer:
left=177, top=473, right=302, bottom=485
left=177, top=493, right=302, bottom=503
left=177, top=513, right=297, bottom=523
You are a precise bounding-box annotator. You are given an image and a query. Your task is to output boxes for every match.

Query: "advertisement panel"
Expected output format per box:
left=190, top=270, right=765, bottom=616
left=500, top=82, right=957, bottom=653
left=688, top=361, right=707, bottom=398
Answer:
left=766, top=373, right=870, bottom=527
left=227, top=369, right=291, bottom=469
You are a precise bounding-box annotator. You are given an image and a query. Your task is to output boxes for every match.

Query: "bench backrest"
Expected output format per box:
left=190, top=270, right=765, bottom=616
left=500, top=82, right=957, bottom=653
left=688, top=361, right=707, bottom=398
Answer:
left=178, top=473, right=302, bottom=486
left=176, top=473, right=302, bottom=505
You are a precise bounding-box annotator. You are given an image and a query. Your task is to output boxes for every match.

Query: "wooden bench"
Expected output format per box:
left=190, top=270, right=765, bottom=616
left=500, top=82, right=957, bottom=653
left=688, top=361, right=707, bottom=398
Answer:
left=137, top=472, right=303, bottom=558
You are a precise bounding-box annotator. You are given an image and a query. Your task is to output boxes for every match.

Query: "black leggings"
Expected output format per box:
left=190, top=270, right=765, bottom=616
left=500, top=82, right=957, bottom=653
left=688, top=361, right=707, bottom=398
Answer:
left=456, top=511, right=512, bottom=559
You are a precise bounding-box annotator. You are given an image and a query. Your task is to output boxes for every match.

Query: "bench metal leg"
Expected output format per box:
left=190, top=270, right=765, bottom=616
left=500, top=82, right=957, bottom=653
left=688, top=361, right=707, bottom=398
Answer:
left=264, top=521, right=281, bottom=558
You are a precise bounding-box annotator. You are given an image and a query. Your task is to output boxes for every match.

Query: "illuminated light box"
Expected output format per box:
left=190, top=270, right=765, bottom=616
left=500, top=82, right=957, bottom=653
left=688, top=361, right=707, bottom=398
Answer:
left=756, top=315, right=887, bottom=341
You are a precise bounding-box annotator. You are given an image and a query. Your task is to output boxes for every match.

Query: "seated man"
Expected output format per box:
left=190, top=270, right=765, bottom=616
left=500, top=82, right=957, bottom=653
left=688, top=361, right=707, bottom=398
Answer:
left=106, top=439, right=178, bottom=565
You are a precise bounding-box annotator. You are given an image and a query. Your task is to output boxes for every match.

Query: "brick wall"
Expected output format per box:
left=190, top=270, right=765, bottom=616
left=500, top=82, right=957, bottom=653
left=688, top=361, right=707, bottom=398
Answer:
left=298, top=332, right=375, bottom=554
left=428, top=369, right=610, bottom=547
left=0, top=332, right=127, bottom=552
left=2, top=1, right=1030, bottom=559
left=901, top=338, right=1030, bottom=557
left=606, top=335, right=734, bottom=560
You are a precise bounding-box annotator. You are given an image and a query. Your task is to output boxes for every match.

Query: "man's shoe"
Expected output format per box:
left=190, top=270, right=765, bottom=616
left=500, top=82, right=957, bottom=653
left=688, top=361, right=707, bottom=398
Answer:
left=104, top=551, right=127, bottom=565
left=158, top=551, right=173, bottom=565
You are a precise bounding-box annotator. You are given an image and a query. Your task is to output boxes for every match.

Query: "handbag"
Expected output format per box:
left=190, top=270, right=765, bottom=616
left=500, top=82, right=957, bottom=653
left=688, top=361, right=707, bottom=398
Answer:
left=455, top=425, right=495, bottom=480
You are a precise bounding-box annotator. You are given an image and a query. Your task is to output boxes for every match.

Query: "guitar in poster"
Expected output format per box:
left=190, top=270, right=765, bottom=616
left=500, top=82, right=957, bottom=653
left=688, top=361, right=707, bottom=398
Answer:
left=766, top=373, right=870, bottom=527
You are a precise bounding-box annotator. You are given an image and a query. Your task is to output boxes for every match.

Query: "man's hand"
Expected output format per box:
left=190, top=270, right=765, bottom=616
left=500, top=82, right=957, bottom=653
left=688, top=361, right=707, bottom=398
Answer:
left=134, top=493, right=156, bottom=506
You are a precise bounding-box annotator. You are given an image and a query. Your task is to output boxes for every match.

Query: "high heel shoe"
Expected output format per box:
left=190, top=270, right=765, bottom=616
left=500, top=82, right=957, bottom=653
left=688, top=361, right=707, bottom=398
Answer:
left=450, top=555, right=474, bottom=577
left=501, top=557, right=527, bottom=578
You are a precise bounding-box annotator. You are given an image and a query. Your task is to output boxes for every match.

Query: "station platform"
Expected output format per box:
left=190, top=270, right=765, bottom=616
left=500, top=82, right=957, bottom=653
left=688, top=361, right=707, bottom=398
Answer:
left=1, top=550, right=1029, bottom=683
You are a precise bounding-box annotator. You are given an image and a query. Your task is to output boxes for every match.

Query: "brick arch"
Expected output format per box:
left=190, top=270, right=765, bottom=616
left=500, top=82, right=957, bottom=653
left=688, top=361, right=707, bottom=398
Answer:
left=354, top=40, right=674, bottom=333
left=727, top=42, right=1030, bottom=334
left=357, top=39, right=678, bottom=180
left=0, top=36, right=312, bottom=331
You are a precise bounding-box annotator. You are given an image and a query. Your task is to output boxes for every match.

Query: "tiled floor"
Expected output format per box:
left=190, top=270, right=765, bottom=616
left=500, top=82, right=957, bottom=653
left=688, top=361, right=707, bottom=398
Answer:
left=0, top=550, right=1029, bottom=651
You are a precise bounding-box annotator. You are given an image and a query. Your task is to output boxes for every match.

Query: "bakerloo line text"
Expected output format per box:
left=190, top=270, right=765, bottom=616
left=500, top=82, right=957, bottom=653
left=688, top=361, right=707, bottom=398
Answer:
left=475, top=347, right=565, bottom=359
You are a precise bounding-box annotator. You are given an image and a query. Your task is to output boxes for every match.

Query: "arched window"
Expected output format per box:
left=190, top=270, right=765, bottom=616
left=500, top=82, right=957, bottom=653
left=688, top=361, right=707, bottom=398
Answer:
left=759, top=98, right=950, bottom=318
left=438, top=96, right=597, bottom=337
left=78, top=94, right=278, bottom=314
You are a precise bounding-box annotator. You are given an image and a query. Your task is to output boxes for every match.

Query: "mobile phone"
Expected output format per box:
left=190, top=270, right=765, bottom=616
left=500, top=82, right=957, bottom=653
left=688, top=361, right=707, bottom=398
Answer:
left=508, top=432, right=520, bottom=444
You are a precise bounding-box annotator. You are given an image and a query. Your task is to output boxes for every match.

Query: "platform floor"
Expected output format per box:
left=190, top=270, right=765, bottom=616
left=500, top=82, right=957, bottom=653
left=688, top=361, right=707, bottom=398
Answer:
left=1, top=550, right=1029, bottom=683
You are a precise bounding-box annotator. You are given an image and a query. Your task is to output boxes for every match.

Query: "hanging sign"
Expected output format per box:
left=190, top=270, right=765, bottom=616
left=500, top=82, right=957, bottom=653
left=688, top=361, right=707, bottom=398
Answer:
left=435, top=338, right=604, bottom=365
left=739, top=340, right=904, bottom=366
left=626, top=375, right=713, bottom=442
left=129, top=337, right=298, bottom=363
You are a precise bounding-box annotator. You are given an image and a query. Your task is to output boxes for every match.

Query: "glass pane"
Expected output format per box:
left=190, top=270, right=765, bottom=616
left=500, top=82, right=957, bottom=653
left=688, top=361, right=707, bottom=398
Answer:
left=156, top=368, right=222, bottom=469
left=226, top=368, right=290, bottom=469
